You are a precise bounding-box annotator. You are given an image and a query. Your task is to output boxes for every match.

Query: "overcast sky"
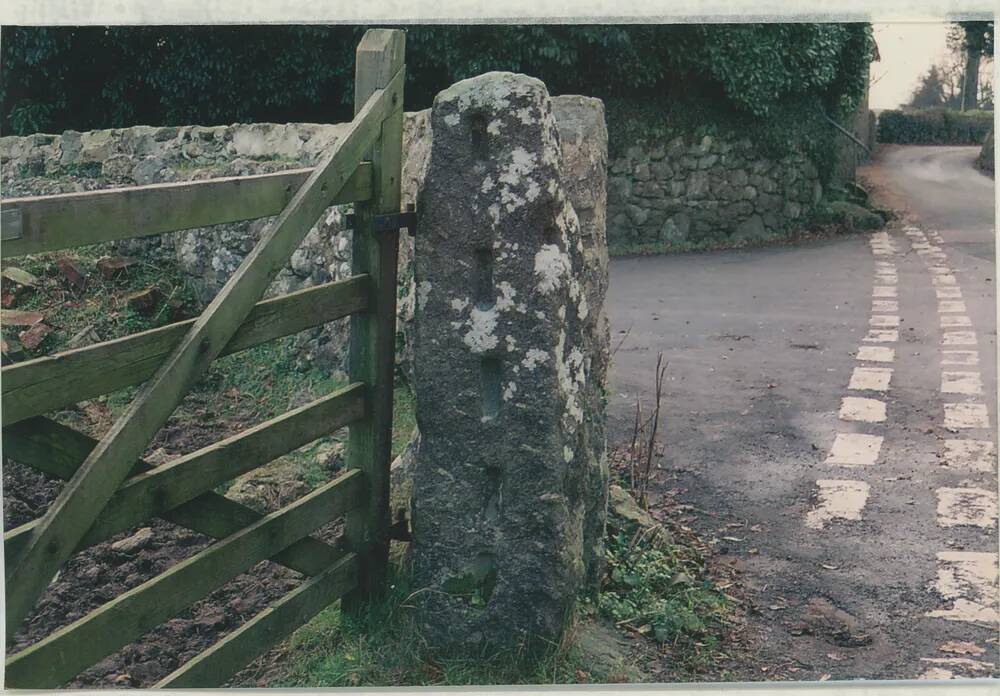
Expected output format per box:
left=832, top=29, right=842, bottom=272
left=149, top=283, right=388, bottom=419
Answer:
left=869, top=22, right=956, bottom=110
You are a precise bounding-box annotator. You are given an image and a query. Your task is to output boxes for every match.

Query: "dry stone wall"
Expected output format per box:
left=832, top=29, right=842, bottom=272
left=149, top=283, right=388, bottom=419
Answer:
left=607, top=136, right=823, bottom=252
left=0, top=117, right=430, bottom=377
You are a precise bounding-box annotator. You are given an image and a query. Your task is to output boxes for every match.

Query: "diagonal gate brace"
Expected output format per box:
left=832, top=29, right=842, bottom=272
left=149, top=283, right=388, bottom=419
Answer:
left=3, top=65, right=405, bottom=635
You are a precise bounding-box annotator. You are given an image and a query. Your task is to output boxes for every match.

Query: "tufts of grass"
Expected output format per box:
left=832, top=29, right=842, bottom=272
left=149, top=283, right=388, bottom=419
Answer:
left=203, top=337, right=344, bottom=420
left=255, top=566, right=612, bottom=688
left=390, top=381, right=417, bottom=458
left=6, top=247, right=199, bottom=359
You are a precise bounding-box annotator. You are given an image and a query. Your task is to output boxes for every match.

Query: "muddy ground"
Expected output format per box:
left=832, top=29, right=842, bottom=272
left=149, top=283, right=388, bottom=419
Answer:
left=4, top=392, right=345, bottom=688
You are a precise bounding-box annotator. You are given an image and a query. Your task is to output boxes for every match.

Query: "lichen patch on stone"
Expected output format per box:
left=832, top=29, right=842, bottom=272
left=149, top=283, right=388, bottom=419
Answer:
left=556, top=333, right=586, bottom=425
left=462, top=306, right=499, bottom=353
left=525, top=180, right=541, bottom=202
left=503, top=381, right=518, bottom=401
left=496, top=281, right=517, bottom=311
left=523, top=348, right=549, bottom=370
left=417, top=280, right=433, bottom=308
left=534, top=244, right=570, bottom=294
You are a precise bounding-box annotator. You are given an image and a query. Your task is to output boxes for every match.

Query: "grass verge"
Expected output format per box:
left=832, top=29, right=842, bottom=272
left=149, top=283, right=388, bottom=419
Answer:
left=246, top=567, right=628, bottom=688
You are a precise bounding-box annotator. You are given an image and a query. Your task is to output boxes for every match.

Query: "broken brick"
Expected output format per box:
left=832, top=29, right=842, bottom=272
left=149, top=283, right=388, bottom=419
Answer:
left=19, top=322, right=51, bottom=350
left=127, top=286, right=164, bottom=316
left=1, top=309, right=45, bottom=326
left=56, top=257, right=87, bottom=290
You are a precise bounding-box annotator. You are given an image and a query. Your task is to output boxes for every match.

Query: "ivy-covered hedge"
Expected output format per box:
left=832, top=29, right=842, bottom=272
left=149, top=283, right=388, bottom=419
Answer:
left=877, top=108, right=994, bottom=145
left=2, top=24, right=873, bottom=137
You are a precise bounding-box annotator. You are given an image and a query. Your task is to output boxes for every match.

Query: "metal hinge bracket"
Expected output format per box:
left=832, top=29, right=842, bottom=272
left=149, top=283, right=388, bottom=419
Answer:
left=345, top=204, right=417, bottom=235
left=1, top=207, right=23, bottom=241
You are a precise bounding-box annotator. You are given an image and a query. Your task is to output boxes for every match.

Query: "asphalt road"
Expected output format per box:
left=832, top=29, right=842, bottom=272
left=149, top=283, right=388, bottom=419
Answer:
left=606, top=145, right=997, bottom=681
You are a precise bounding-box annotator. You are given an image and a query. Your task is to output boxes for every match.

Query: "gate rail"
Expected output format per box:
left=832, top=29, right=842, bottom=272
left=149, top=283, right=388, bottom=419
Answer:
left=0, top=28, right=405, bottom=688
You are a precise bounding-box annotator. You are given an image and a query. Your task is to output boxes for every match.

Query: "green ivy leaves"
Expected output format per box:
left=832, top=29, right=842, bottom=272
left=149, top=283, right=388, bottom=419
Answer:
left=2, top=24, right=874, bottom=138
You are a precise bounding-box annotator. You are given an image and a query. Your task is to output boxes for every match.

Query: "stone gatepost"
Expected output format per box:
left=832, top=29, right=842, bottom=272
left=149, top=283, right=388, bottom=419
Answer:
left=411, top=72, right=608, bottom=651
left=552, top=95, right=610, bottom=590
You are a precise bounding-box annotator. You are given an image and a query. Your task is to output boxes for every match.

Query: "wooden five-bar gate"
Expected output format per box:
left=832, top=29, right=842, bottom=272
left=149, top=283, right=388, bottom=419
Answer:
left=0, top=29, right=406, bottom=688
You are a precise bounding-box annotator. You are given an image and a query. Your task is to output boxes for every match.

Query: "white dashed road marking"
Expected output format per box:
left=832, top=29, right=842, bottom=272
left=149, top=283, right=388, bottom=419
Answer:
left=918, top=657, right=996, bottom=680
left=943, top=403, right=990, bottom=429
left=870, top=315, right=900, bottom=328
left=941, top=371, right=983, bottom=395
left=813, top=226, right=996, bottom=675
left=942, top=331, right=977, bottom=346
left=940, top=315, right=972, bottom=328
left=826, top=432, right=883, bottom=466
left=805, top=480, right=870, bottom=529
left=848, top=367, right=892, bottom=392
left=942, top=439, right=996, bottom=472
left=936, top=488, right=998, bottom=528
left=926, top=552, right=1000, bottom=625
left=856, top=346, right=895, bottom=363
left=938, top=300, right=967, bottom=313
left=903, top=227, right=999, bottom=668
left=839, top=396, right=887, bottom=423
left=864, top=329, right=898, bottom=343
left=941, top=351, right=979, bottom=366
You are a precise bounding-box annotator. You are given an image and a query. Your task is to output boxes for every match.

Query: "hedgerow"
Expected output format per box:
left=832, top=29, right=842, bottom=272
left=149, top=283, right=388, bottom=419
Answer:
left=2, top=24, right=872, bottom=137
left=876, top=108, right=993, bottom=145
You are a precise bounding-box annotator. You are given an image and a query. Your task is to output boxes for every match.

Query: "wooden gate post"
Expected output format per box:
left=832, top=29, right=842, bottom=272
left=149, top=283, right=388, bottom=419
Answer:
left=343, top=28, right=405, bottom=610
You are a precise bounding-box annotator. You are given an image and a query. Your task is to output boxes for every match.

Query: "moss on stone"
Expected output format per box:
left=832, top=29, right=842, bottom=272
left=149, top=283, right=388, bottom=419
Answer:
left=824, top=200, right=885, bottom=231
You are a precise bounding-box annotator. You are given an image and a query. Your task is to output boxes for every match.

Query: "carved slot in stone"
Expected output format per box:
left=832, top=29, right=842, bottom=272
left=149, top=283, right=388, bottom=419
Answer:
left=469, top=111, right=490, bottom=160
left=480, top=357, right=501, bottom=420
left=544, top=225, right=559, bottom=246
left=483, top=465, right=502, bottom=521
left=474, top=247, right=494, bottom=309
